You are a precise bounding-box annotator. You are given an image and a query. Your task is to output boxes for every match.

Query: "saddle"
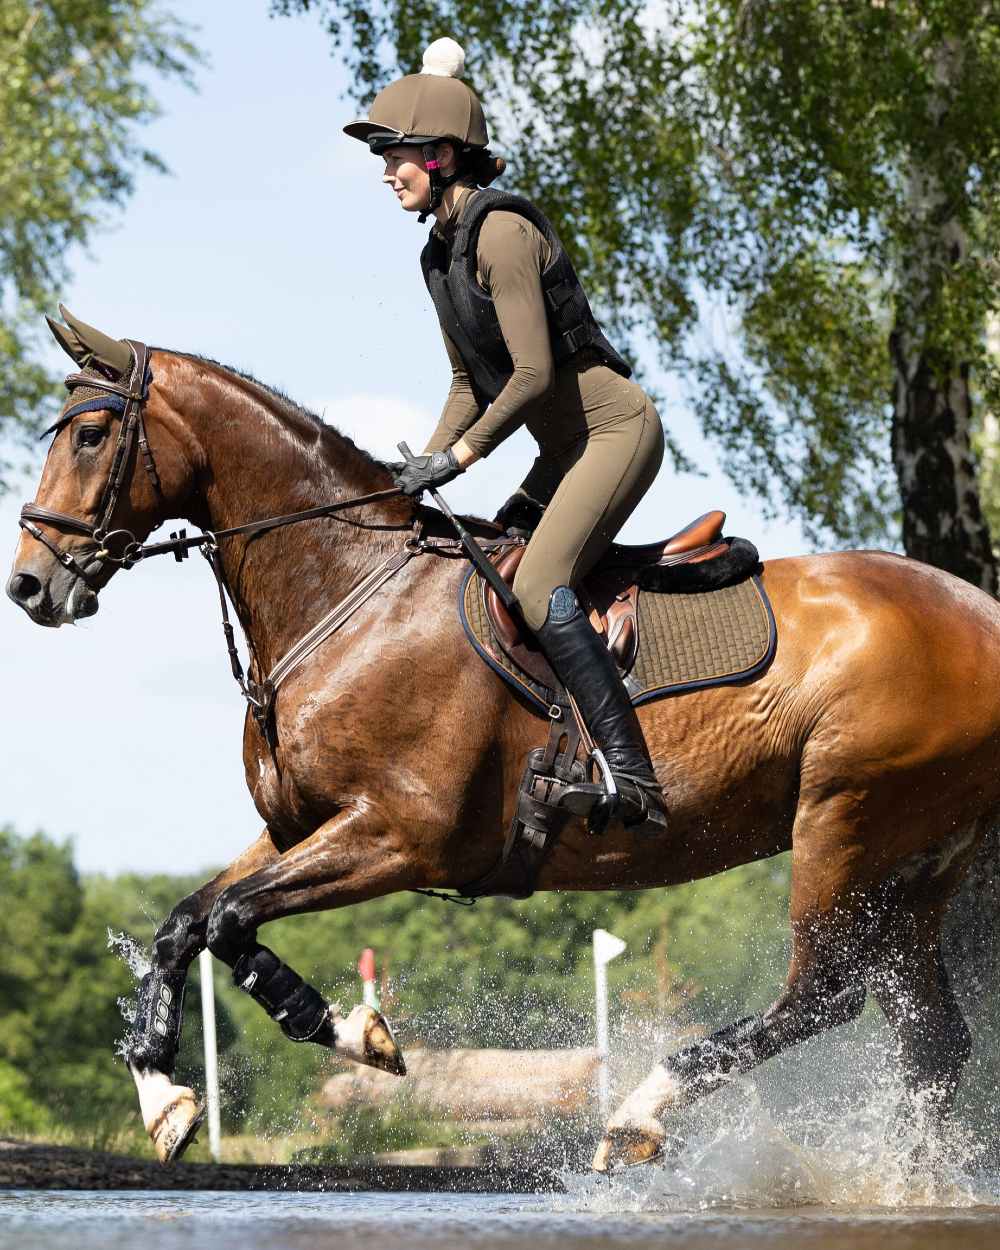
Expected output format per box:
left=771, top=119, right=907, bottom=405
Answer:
left=484, top=510, right=729, bottom=690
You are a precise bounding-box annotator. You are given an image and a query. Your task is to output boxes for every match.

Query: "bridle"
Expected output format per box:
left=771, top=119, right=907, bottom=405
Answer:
left=16, top=340, right=549, bottom=907
left=19, top=340, right=162, bottom=583
left=17, top=339, right=411, bottom=714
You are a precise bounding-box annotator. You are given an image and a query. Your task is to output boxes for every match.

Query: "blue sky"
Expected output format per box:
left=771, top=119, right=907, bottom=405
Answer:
left=1, top=0, right=811, bottom=875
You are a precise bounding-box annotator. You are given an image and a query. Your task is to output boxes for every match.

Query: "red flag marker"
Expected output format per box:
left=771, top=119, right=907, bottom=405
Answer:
left=358, top=948, right=379, bottom=1008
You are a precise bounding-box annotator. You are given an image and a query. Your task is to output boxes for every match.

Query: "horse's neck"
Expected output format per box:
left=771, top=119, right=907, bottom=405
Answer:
left=178, top=362, right=410, bottom=671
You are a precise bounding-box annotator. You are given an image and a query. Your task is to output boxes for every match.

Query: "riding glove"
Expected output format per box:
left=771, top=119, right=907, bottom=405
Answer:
left=393, top=447, right=462, bottom=497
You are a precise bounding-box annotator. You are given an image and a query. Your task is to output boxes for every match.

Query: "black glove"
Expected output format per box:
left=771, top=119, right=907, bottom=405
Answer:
left=495, top=493, right=545, bottom=537
left=392, top=447, right=462, bottom=497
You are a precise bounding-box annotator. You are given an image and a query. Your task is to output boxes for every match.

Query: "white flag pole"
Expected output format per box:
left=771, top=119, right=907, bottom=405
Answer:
left=198, top=947, right=222, bottom=1162
left=593, top=928, right=627, bottom=1121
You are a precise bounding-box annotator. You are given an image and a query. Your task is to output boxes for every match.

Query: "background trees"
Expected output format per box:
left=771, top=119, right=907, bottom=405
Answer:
left=0, top=0, right=199, bottom=474
left=274, top=0, right=1000, bottom=585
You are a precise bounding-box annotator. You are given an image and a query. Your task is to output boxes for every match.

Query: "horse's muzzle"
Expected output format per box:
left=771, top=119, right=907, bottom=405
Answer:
left=6, top=562, right=99, bottom=626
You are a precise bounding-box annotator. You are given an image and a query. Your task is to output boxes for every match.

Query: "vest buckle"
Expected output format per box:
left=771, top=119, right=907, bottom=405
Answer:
left=563, top=324, right=588, bottom=353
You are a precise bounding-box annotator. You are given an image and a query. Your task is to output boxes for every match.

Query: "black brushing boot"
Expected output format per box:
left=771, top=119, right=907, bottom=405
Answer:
left=535, top=586, right=668, bottom=835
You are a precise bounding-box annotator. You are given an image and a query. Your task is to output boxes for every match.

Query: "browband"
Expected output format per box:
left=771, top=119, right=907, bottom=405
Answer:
left=40, top=393, right=128, bottom=440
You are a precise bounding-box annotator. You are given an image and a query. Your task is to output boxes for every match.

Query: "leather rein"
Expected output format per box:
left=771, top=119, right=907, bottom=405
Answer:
left=19, top=341, right=417, bottom=718
left=20, top=342, right=525, bottom=906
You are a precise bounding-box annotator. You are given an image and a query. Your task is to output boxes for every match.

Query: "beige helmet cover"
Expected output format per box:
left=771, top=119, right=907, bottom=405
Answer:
left=344, top=38, right=488, bottom=149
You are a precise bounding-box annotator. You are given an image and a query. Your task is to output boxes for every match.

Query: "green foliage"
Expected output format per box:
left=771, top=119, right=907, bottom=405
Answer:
left=0, top=1, right=200, bottom=474
left=0, top=827, right=137, bottom=1138
left=273, top=0, right=1000, bottom=546
left=0, top=1059, right=50, bottom=1134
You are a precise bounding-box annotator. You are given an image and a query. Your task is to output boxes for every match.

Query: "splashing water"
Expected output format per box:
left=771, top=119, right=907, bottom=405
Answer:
left=107, top=928, right=151, bottom=980
left=107, top=929, right=150, bottom=1056
left=558, top=1030, right=1000, bottom=1214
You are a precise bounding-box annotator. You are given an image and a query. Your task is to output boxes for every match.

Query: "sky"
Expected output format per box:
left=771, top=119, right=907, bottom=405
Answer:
left=0, top=0, right=812, bottom=876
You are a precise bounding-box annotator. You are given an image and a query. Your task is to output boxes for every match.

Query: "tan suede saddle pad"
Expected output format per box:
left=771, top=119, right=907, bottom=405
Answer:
left=459, top=510, right=776, bottom=713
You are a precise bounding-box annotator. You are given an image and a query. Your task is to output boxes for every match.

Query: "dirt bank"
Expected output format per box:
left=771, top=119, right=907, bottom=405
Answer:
left=0, top=1139, right=561, bottom=1192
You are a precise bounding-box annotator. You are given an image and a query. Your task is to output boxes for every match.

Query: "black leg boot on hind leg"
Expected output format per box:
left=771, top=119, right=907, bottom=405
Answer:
left=535, top=586, right=668, bottom=835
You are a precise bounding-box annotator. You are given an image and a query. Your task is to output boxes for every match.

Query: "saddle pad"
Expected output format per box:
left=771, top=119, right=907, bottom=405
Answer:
left=459, top=568, right=777, bottom=715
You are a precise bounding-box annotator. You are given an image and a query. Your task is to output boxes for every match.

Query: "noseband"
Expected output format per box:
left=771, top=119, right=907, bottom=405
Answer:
left=19, top=340, right=162, bottom=583
left=17, top=339, right=410, bottom=712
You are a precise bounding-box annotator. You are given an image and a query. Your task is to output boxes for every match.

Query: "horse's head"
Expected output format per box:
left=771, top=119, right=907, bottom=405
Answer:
left=8, top=308, right=189, bottom=626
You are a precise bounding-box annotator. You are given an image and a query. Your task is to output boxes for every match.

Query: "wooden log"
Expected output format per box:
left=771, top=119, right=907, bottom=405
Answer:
left=318, top=1048, right=600, bottom=1121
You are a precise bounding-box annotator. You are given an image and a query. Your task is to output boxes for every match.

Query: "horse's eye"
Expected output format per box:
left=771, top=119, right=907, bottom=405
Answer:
left=77, top=426, right=105, bottom=448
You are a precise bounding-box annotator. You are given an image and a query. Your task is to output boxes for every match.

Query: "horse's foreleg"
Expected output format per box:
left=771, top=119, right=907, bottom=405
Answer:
left=203, top=807, right=408, bottom=1076
left=127, top=828, right=280, bottom=1163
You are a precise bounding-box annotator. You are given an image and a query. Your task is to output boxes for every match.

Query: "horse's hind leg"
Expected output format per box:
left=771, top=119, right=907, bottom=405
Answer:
left=868, top=894, right=972, bottom=1126
left=593, top=786, right=888, bottom=1172
left=592, top=957, right=866, bottom=1171
left=126, top=828, right=280, bottom=1163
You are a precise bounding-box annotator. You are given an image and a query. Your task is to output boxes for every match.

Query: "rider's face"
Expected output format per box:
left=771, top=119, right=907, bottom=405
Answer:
left=382, top=146, right=431, bottom=213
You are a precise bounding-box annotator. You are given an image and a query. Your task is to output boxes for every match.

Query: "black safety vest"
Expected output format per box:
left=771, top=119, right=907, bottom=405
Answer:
left=420, top=189, right=632, bottom=406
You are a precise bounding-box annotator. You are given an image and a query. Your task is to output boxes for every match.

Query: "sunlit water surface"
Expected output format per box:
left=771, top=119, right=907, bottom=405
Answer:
left=2, top=1190, right=999, bottom=1250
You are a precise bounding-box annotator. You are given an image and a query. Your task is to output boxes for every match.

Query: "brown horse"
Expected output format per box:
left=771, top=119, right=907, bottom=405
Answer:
left=8, top=314, right=1000, bottom=1171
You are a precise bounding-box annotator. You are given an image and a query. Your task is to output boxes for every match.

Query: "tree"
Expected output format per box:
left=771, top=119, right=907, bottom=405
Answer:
left=0, top=1, right=199, bottom=482
left=0, top=827, right=137, bottom=1139
left=273, top=0, right=1000, bottom=585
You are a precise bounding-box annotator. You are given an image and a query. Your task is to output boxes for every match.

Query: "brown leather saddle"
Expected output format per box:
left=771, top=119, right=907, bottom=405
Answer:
left=483, top=510, right=728, bottom=690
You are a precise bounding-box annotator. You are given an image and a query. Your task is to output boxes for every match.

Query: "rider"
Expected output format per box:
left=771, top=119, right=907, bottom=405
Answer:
left=344, top=38, right=667, bottom=834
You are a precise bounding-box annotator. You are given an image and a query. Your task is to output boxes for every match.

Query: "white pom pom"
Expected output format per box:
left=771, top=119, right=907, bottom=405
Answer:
left=421, top=37, right=465, bottom=78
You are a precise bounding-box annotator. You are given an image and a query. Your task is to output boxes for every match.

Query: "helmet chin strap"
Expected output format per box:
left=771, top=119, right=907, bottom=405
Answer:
left=418, top=142, right=461, bottom=223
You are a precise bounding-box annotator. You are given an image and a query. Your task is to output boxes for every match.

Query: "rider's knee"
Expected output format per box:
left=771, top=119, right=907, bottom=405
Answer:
left=511, top=563, right=554, bottom=632
left=206, top=885, right=256, bottom=964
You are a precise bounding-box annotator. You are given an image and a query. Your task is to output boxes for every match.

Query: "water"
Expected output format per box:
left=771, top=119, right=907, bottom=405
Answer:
left=86, top=909, right=1000, bottom=1249
left=1, top=1190, right=998, bottom=1250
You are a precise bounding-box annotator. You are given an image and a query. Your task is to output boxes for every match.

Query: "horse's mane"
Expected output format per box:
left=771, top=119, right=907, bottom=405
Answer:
left=170, top=351, right=394, bottom=474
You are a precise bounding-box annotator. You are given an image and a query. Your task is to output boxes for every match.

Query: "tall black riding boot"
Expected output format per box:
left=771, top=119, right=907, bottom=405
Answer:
left=534, top=586, right=667, bottom=834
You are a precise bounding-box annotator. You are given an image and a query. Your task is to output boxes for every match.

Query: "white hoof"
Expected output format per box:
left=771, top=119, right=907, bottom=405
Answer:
left=333, top=1004, right=406, bottom=1075
left=131, top=1067, right=205, bottom=1165
left=148, top=1088, right=205, bottom=1164
left=592, top=1062, right=679, bottom=1173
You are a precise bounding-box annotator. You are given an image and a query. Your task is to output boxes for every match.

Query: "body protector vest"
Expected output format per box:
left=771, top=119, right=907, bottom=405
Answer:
left=420, top=189, right=632, bottom=407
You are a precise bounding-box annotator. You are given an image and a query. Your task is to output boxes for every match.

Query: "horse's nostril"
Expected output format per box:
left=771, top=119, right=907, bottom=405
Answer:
left=7, top=571, right=43, bottom=605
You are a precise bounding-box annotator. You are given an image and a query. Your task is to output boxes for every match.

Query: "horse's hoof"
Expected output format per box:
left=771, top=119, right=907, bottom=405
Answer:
left=365, top=1009, right=406, bottom=1076
left=147, top=1088, right=205, bottom=1165
left=592, top=1126, right=665, bottom=1173
left=334, top=1004, right=406, bottom=1076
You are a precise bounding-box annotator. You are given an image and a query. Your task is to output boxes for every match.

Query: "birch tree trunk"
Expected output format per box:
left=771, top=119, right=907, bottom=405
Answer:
left=891, top=36, right=998, bottom=1022
left=889, top=36, right=996, bottom=594
left=890, top=304, right=997, bottom=593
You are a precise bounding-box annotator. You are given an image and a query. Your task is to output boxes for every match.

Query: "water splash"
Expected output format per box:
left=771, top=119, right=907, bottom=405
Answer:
left=107, top=928, right=151, bottom=980
left=107, top=929, right=150, bottom=1057
left=560, top=1033, right=1000, bottom=1213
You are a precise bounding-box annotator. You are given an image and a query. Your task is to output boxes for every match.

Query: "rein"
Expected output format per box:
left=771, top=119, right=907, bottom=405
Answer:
left=18, top=341, right=416, bottom=714
left=19, top=343, right=520, bottom=906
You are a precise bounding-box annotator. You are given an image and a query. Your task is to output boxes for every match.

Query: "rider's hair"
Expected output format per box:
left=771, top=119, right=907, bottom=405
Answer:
left=458, top=146, right=507, bottom=186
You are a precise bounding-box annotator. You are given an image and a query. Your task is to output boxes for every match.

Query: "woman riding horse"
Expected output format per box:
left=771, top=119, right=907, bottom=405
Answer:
left=344, top=38, right=668, bottom=835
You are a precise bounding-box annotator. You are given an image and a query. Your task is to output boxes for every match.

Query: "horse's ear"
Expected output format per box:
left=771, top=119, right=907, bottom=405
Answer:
left=55, top=305, right=133, bottom=379
left=46, top=315, right=89, bottom=366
